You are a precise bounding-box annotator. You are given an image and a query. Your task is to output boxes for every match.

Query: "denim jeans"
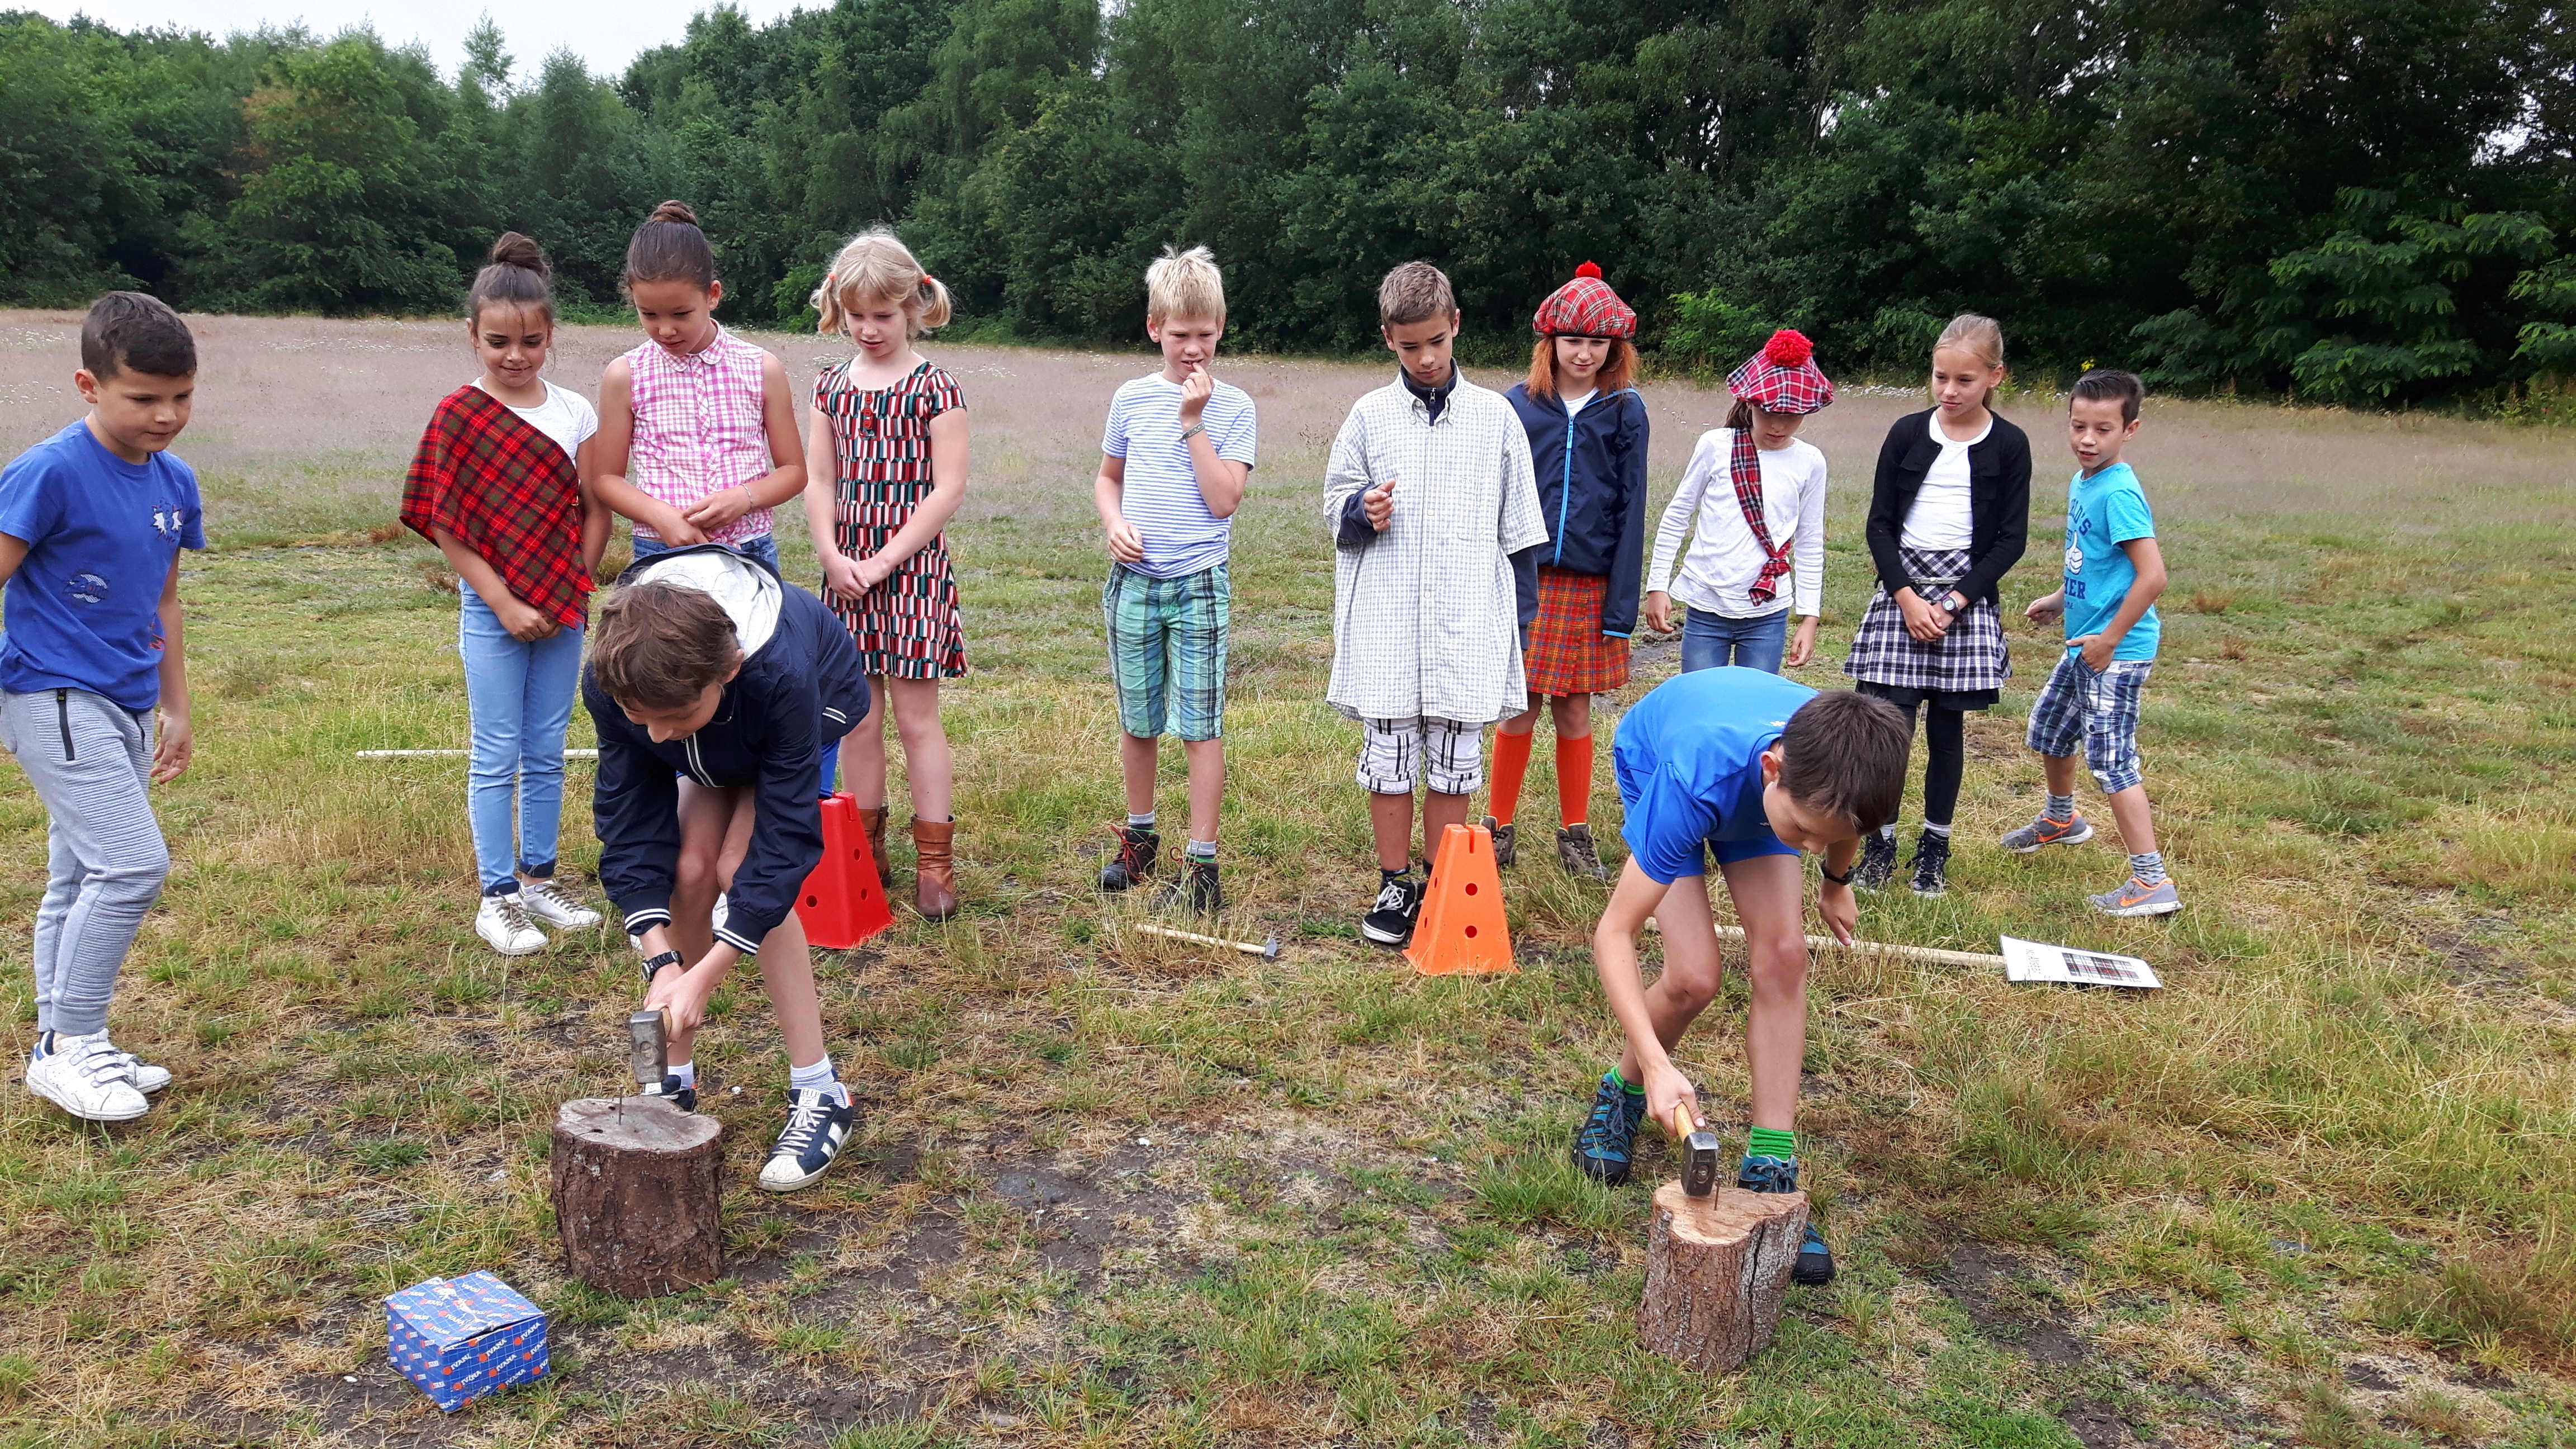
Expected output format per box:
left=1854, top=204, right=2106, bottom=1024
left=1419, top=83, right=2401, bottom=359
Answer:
left=460, top=590, right=586, bottom=894
left=1680, top=608, right=1789, bottom=674
left=632, top=532, right=780, bottom=573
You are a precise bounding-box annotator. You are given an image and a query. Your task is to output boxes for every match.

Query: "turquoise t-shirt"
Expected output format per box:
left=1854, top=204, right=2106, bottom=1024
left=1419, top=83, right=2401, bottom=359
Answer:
left=2061, top=461, right=2157, bottom=662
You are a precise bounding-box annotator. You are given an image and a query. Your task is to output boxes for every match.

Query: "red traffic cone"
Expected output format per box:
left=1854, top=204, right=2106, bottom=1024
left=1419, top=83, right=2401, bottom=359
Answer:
left=796, top=793, right=894, bottom=949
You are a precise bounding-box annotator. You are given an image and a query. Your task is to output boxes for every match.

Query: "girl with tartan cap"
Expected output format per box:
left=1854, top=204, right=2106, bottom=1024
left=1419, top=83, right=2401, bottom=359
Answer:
left=1646, top=328, right=1835, bottom=678
left=1495, top=263, right=1652, bottom=880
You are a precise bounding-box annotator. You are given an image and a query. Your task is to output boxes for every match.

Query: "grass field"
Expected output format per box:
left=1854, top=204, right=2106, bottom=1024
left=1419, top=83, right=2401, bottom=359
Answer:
left=0, top=309, right=2572, bottom=1449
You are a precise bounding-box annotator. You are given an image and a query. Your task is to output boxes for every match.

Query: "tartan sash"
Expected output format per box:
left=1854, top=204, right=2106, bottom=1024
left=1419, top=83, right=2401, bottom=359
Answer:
left=402, top=386, right=591, bottom=629
left=1727, top=428, right=1794, bottom=606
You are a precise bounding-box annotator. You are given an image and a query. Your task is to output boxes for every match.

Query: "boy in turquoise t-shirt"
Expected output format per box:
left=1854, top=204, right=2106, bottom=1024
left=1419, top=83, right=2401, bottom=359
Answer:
left=2003, top=370, right=2176, bottom=915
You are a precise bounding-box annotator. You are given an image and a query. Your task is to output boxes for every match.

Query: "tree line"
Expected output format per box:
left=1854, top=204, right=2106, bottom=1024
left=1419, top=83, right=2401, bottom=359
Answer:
left=5, top=0, right=2573, bottom=405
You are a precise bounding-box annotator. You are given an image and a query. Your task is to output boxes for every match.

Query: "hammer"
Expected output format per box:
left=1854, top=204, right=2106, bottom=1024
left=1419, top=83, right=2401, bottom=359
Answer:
left=1671, top=1104, right=1722, bottom=1199
left=1131, top=922, right=1284, bottom=961
left=628, top=1008, right=672, bottom=1097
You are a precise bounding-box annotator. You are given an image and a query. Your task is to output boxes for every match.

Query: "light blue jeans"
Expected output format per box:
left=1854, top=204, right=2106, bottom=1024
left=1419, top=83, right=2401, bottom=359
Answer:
left=1680, top=608, right=1789, bottom=674
left=461, top=591, right=586, bottom=894
left=632, top=532, right=779, bottom=572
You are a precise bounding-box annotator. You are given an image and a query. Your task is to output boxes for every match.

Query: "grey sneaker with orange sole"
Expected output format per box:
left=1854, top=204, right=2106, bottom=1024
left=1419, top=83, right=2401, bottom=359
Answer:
left=2088, top=875, right=2180, bottom=917
left=2002, top=811, right=2095, bottom=853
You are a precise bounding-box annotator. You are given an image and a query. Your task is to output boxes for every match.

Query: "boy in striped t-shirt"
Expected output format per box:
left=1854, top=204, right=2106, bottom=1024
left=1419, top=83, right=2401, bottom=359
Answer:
left=1091, top=246, right=1258, bottom=915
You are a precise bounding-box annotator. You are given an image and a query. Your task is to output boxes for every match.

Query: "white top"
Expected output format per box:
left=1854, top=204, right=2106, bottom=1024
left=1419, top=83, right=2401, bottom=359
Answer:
left=1322, top=375, right=1547, bottom=723
left=1901, top=411, right=1987, bottom=550
left=1647, top=429, right=1829, bottom=618
left=479, top=379, right=599, bottom=461
left=1101, top=372, right=1259, bottom=579
left=1562, top=390, right=1596, bottom=416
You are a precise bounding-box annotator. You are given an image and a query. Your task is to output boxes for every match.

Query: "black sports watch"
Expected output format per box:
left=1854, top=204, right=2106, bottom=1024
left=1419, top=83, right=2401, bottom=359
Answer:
left=640, top=949, right=684, bottom=983
left=1819, top=863, right=1854, bottom=887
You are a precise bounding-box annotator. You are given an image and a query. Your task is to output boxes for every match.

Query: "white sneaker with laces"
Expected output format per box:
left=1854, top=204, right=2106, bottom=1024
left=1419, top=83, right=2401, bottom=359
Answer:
left=100, top=1039, right=171, bottom=1093
left=27, top=1034, right=151, bottom=1121
left=475, top=891, right=548, bottom=955
left=518, top=877, right=603, bottom=929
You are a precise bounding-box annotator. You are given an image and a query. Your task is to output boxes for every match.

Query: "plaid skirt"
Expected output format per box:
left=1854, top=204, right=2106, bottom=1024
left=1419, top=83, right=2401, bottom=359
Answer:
left=1525, top=566, right=1631, bottom=696
left=1843, top=546, right=2011, bottom=702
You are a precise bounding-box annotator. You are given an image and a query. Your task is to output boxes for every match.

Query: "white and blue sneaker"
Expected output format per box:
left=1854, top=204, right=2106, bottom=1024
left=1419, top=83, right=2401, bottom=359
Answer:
left=757, top=1086, right=855, bottom=1192
left=26, top=1032, right=151, bottom=1122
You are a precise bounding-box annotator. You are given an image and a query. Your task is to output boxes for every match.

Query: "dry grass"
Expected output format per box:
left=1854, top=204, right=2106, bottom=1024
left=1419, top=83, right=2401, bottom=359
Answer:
left=0, top=311, right=2572, bottom=1447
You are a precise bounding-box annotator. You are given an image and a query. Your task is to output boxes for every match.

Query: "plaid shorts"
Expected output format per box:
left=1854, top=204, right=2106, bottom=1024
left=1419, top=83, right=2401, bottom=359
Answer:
left=1357, top=716, right=1486, bottom=796
left=2026, top=652, right=2153, bottom=794
left=1104, top=563, right=1230, bottom=741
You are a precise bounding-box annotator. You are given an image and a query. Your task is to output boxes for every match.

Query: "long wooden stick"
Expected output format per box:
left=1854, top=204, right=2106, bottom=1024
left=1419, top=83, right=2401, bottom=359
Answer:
left=356, top=749, right=599, bottom=758
left=1646, top=917, right=2005, bottom=968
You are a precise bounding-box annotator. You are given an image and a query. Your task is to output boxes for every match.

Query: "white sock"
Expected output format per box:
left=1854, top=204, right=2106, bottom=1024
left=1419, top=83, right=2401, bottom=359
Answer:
left=1922, top=821, right=1952, bottom=837
left=1877, top=823, right=1898, bottom=841
left=1129, top=812, right=1156, bottom=831
left=789, top=1055, right=847, bottom=1106
left=669, top=1059, right=697, bottom=1090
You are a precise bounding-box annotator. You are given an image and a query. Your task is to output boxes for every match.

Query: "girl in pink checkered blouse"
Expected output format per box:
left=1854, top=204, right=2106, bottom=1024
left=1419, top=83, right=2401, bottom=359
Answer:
left=594, top=201, right=808, bottom=574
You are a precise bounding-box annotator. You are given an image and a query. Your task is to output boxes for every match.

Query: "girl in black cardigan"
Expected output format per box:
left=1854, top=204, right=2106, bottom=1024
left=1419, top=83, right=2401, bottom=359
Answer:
left=1843, top=315, right=2030, bottom=896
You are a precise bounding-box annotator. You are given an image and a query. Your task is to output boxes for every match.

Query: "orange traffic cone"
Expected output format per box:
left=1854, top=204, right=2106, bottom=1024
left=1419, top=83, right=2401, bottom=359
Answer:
left=1405, top=822, right=1514, bottom=976
left=797, top=793, right=895, bottom=949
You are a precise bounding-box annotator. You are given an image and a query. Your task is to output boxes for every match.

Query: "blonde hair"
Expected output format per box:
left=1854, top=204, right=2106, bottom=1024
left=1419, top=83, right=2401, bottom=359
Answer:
left=811, top=228, right=954, bottom=336
left=1146, top=244, right=1225, bottom=326
left=1379, top=261, right=1456, bottom=326
left=1933, top=312, right=2007, bottom=404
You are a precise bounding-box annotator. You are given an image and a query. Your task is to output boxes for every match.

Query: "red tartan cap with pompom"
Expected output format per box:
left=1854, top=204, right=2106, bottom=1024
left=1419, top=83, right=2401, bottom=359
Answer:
left=1727, top=328, right=1835, bottom=414
left=1532, top=262, right=1636, bottom=339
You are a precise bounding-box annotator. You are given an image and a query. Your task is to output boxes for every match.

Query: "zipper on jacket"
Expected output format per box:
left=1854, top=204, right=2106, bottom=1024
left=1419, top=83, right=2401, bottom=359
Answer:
left=1554, top=415, right=1575, bottom=566
left=55, top=689, right=73, bottom=762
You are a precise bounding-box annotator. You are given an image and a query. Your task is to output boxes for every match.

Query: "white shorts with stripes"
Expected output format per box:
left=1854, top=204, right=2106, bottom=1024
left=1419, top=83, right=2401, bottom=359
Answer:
left=1356, top=716, right=1486, bottom=796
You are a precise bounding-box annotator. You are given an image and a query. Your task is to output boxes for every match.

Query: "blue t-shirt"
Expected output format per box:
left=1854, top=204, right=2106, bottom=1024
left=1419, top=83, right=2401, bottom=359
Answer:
left=2061, top=461, right=2158, bottom=662
left=1614, top=667, right=1818, bottom=884
left=1101, top=372, right=1257, bottom=579
left=0, top=421, right=207, bottom=710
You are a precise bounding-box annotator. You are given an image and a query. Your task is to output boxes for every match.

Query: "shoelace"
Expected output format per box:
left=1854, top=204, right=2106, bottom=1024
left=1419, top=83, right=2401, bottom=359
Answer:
left=773, top=1092, right=834, bottom=1156
left=1373, top=879, right=1412, bottom=912
left=490, top=894, right=541, bottom=935
left=525, top=880, right=585, bottom=914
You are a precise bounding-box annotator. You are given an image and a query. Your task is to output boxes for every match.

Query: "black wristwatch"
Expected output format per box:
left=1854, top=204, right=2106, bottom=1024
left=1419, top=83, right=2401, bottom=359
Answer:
left=640, top=949, right=684, bottom=983
left=1819, top=863, right=1854, bottom=887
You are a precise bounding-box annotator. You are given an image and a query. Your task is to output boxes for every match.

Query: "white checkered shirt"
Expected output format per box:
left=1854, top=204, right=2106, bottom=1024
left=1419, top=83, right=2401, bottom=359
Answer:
left=1323, top=375, right=1547, bottom=724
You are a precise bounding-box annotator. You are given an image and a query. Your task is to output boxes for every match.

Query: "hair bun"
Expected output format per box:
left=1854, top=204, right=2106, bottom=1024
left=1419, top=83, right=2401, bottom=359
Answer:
left=647, top=200, right=700, bottom=228
left=1574, top=260, right=1603, bottom=280
left=487, top=231, right=549, bottom=275
left=1763, top=329, right=1814, bottom=367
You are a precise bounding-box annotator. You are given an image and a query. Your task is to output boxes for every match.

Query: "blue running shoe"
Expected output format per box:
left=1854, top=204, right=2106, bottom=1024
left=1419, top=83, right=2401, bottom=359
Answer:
left=1738, top=1153, right=1836, bottom=1285
left=1571, top=1072, right=1648, bottom=1185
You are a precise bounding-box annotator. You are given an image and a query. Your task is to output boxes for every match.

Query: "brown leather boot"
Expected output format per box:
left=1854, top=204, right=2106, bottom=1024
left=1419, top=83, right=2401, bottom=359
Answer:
left=854, top=805, right=894, bottom=888
left=911, top=818, right=958, bottom=921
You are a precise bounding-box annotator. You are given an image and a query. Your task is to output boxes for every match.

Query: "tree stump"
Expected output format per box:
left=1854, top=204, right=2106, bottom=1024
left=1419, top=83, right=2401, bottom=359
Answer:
left=1636, top=1182, right=1808, bottom=1372
left=549, top=1098, right=724, bottom=1297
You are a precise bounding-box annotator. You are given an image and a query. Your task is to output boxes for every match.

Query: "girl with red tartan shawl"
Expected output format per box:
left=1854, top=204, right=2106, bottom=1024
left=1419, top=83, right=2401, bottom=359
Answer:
left=1495, top=263, right=1650, bottom=880
left=401, top=234, right=613, bottom=957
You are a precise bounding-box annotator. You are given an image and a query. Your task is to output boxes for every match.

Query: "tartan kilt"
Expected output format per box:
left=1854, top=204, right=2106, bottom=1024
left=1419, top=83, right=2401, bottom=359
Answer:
left=1525, top=566, right=1631, bottom=695
left=1842, top=546, right=2012, bottom=699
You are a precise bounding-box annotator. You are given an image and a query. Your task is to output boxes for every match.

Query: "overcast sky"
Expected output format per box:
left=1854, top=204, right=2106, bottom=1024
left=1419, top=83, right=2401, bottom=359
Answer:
left=27, top=1, right=808, bottom=81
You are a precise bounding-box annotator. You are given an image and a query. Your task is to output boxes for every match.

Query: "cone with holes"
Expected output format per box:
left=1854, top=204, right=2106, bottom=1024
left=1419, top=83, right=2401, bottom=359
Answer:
left=794, top=793, right=895, bottom=949
left=1405, top=822, right=1515, bottom=975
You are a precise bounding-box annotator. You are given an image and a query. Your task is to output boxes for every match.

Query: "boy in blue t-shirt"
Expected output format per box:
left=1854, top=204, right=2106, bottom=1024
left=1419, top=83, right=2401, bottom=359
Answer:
left=1571, top=667, right=1911, bottom=1286
left=0, top=292, right=207, bottom=1121
left=2004, top=370, right=2176, bottom=916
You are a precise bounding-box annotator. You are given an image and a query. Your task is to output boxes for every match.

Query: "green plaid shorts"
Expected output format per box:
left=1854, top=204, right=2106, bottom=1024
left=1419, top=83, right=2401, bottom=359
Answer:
left=1104, top=562, right=1230, bottom=741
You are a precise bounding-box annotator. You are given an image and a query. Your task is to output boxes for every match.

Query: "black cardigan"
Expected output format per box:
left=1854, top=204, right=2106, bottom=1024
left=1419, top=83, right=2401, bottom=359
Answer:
left=1862, top=408, right=2032, bottom=605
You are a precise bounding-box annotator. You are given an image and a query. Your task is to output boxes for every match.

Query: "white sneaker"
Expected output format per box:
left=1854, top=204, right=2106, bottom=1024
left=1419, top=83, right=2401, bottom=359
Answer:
left=475, top=892, right=548, bottom=956
left=518, top=878, right=603, bottom=929
left=26, top=1034, right=151, bottom=1121
left=100, top=1039, right=171, bottom=1093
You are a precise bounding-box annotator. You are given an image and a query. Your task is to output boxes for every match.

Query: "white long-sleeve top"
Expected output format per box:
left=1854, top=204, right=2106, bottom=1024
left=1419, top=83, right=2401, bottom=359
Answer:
left=1646, top=429, right=1829, bottom=619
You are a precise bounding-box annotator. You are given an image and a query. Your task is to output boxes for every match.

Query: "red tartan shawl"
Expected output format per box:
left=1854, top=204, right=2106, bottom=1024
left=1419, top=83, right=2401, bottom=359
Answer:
left=1728, top=428, right=1795, bottom=607
left=402, top=386, right=592, bottom=629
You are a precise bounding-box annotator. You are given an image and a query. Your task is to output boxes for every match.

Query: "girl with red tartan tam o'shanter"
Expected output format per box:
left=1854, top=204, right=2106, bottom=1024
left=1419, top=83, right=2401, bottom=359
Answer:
left=1497, top=262, right=1652, bottom=880
left=1645, top=327, right=1836, bottom=679
left=401, top=233, right=614, bottom=957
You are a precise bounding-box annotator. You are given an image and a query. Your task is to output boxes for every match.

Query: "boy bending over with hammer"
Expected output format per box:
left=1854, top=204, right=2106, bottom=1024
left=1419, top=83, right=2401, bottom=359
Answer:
left=1573, top=667, right=1909, bottom=1284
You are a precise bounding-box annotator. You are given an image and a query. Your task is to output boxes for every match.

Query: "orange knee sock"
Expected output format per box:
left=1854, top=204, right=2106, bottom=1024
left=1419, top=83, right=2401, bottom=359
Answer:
left=1490, top=730, right=1534, bottom=826
left=1557, top=733, right=1594, bottom=827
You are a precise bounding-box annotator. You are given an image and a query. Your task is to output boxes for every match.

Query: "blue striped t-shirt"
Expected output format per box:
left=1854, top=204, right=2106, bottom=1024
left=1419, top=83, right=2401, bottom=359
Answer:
left=1102, top=372, right=1257, bottom=579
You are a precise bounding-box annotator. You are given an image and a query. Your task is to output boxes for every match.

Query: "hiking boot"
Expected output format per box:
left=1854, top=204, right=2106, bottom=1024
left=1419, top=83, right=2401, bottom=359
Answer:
left=2089, top=875, right=2180, bottom=917
left=640, top=1073, right=698, bottom=1113
left=1570, top=1071, right=1647, bottom=1185
left=26, top=1033, right=150, bottom=1123
left=912, top=818, right=958, bottom=921
left=1738, top=1154, right=1835, bottom=1285
left=1483, top=815, right=1517, bottom=868
left=1358, top=873, right=1423, bottom=947
left=1853, top=831, right=1900, bottom=891
left=1907, top=831, right=1952, bottom=897
left=475, top=891, right=548, bottom=956
left=1556, top=823, right=1612, bottom=881
left=1099, top=825, right=1159, bottom=893
left=1153, top=856, right=1221, bottom=916
left=757, top=1086, right=856, bottom=1192
left=2001, top=811, right=2094, bottom=853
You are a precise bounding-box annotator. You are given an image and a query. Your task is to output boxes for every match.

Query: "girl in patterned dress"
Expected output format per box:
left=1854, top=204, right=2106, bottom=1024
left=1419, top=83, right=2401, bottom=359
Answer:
left=800, top=228, right=969, bottom=920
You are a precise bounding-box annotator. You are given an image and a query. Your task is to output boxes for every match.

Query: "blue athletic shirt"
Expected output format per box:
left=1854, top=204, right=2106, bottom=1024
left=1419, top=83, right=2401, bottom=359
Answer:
left=1614, top=666, right=1818, bottom=884
left=0, top=420, right=207, bottom=711
left=2061, top=461, right=2158, bottom=662
left=1101, top=372, right=1257, bottom=579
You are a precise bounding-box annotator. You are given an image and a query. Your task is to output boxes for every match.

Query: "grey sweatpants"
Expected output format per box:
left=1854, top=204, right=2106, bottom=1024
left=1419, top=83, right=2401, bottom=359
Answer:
left=0, top=689, right=168, bottom=1037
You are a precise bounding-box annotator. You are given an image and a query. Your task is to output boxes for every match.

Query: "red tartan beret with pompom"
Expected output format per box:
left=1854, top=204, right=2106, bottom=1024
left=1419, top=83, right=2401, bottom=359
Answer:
left=1727, top=328, right=1835, bottom=414
left=1532, top=263, right=1637, bottom=339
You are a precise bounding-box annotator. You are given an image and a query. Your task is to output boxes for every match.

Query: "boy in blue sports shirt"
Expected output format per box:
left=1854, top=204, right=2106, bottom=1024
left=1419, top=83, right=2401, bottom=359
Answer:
left=2002, top=370, right=2177, bottom=917
left=0, top=292, right=205, bottom=1122
left=1572, top=667, right=1910, bottom=1285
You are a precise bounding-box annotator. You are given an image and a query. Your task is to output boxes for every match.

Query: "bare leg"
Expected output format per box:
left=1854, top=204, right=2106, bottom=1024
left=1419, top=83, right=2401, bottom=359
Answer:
left=2103, top=782, right=2158, bottom=858
left=1423, top=789, right=1472, bottom=856
left=1498, top=692, right=1543, bottom=738
left=669, top=781, right=733, bottom=965
left=1182, top=737, right=1223, bottom=844
left=844, top=676, right=891, bottom=809
left=887, top=678, right=953, bottom=821
left=1722, top=853, right=1810, bottom=1132
left=1549, top=692, right=1592, bottom=738
left=1120, top=733, right=1159, bottom=820
left=2042, top=752, right=2081, bottom=797
left=1368, top=790, right=1414, bottom=872
left=1613, top=874, right=1726, bottom=1082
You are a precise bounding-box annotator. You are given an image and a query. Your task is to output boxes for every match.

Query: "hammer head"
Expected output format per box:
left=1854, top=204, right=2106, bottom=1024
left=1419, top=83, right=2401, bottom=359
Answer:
left=627, top=1009, right=669, bottom=1092
left=1261, top=935, right=1282, bottom=962
left=1671, top=1104, right=1722, bottom=1198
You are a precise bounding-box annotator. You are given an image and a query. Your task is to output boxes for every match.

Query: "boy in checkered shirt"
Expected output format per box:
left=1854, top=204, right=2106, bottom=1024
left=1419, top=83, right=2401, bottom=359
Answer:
left=1323, top=262, right=1547, bottom=947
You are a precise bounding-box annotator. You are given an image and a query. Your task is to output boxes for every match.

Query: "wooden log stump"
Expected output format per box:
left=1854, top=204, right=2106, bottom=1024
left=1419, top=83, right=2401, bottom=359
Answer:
left=550, top=1098, right=724, bottom=1297
left=1637, top=1182, right=1808, bottom=1372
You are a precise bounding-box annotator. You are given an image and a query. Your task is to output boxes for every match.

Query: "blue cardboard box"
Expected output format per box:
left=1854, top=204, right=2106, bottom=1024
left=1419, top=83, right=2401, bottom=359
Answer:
left=385, top=1272, right=548, bottom=1410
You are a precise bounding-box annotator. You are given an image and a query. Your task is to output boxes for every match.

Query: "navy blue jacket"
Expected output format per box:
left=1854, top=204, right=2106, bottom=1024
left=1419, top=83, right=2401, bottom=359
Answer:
left=1505, top=382, right=1650, bottom=637
left=587, top=546, right=869, bottom=956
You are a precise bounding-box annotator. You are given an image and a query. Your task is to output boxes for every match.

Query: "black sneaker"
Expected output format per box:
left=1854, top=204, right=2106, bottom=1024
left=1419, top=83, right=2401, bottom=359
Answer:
left=1483, top=815, right=1517, bottom=868
left=641, top=1073, right=697, bottom=1113
left=1571, top=1071, right=1648, bottom=1185
left=1154, top=856, right=1222, bottom=916
left=1908, top=830, right=1952, bottom=897
left=1099, top=825, right=1158, bottom=892
left=1738, top=1154, right=1836, bottom=1285
left=757, top=1086, right=856, bottom=1192
left=1854, top=830, right=1900, bottom=891
left=1358, top=872, right=1423, bottom=946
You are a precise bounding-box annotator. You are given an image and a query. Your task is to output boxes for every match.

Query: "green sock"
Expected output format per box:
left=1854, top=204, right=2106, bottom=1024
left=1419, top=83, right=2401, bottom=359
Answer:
left=1747, top=1126, right=1797, bottom=1160
left=1608, top=1068, right=1645, bottom=1096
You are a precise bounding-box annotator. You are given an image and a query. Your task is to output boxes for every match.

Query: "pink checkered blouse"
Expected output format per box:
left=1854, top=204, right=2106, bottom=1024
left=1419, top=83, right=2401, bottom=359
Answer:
left=622, top=326, right=775, bottom=546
